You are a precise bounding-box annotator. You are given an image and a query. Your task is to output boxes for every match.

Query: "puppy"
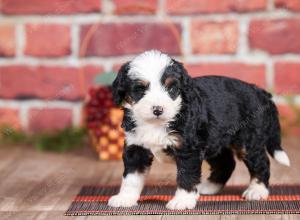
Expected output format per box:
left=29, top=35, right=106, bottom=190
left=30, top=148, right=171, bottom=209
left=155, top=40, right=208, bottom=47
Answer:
left=108, top=50, right=290, bottom=210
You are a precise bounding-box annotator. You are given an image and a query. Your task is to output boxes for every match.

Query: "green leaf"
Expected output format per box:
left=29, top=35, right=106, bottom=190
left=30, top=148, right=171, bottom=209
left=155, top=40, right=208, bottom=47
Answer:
left=0, top=125, right=88, bottom=152
left=0, top=125, right=31, bottom=145
left=94, top=72, right=118, bottom=86
left=35, top=127, right=87, bottom=152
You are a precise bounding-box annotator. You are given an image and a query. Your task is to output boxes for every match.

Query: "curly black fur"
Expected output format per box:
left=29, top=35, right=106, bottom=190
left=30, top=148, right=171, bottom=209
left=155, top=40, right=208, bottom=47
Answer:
left=207, top=147, right=236, bottom=184
left=121, top=108, right=136, bottom=132
left=122, top=145, right=153, bottom=177
left=113, top=58, right=285, bottom=193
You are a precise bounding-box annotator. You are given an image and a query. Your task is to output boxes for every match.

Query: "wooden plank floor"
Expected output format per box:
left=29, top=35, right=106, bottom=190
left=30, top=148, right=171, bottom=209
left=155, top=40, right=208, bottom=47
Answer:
left=0, top=137, right=300, bottom=220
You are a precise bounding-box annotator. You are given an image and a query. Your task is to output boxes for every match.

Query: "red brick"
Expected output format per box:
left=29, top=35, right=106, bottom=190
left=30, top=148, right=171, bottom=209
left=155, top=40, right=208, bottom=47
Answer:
left=0, top=108, right=20, bottom=129
left=28, top=108, right=72, bottom=132
left=80, top=23, right=181, bottom=57
left=113, top=0, right=157, bottom=14
left=0, top=65, right=103, bottom=100
left=191, top=21, right=238, bottom=54
left=186, top=63, right=266, bottom=88
left=112, top=62, right=266, bottom=88
left=275, top=0, right=300, bottom=11
left=25, top=24, right=70, bottom=57
left=0, top=0, right=101, bottom=15
left=249, top=19, right=300, bottom=54
left=278, top=104, right=300, bottom=136
left=166, top=0, right=267, bottom=14
left=0, top=24, right=15, bottom=57
left=274, top=62, right=300, bottom=94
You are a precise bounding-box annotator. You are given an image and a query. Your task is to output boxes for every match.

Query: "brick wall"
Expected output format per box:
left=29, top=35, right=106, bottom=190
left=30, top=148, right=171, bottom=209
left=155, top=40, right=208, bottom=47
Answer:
left=0, top=0, right=300, bottom=133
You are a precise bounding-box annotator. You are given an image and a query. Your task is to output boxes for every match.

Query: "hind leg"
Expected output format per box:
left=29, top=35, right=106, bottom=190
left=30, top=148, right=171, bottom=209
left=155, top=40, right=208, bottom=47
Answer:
left=242, top=146, right=270, bottom=200
left=198, top=148, right=236, bottom=195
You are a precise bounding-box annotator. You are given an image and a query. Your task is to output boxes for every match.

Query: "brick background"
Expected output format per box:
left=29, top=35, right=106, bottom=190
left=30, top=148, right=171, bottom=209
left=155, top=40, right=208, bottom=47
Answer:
left=113, top=0, right=158, bottom=14
left=0, top=0, right=101, bottom=15
left=275, top=0, right=300, bottom=11
left=165, top=0, right=267, bottom=14
left=186, top=63, right=266, bottom=88
left=191, top=21, right=238, bottom=54
left=0, top=108, right=20, bottom=129
left=275, top=62, right=300, bottom=94
left=0, top=0, right=299, bottom=134
left=25, top=24, right=71, bottom=57
left=28, top=108, right=72, bottom=132
left=0, top=24, right=15, bottom=57
left=0, top=65, right=103, bottom=100
left=249, top=19, right=300, bottom=54
left=80, top=23, right=181, bottom=56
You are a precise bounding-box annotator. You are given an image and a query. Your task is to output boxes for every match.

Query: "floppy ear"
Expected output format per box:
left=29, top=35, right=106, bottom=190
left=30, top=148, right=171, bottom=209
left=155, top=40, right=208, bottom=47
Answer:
left=112, top=62, right=130, bottom=106
left=170, top=59, right=192, bottom=93
left=171, top=59, right=208, bottom=124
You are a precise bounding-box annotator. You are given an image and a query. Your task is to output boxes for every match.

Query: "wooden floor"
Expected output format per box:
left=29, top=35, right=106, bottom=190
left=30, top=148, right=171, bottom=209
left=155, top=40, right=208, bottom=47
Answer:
left=1, top=137, right=300, bottom=220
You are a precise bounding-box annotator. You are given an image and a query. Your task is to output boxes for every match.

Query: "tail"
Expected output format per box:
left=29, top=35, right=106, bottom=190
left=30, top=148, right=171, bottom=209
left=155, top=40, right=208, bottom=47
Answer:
left=273, top=150, right=290, bottom=166
left=266, top=134, right=290, bottom=166
left=265, top=102, right=290, bottom=166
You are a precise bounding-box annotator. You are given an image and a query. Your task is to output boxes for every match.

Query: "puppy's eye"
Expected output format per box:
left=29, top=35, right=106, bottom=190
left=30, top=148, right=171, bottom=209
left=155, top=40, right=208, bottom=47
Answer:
left=168, top=85, right=179, bottom=95
left=130, top=82, right=148, bottom=103
left=166, top=80, right=180, bottom=99
left=133, top=84, right=146, bottom=92
left=132, top=80, right=149, bottom=93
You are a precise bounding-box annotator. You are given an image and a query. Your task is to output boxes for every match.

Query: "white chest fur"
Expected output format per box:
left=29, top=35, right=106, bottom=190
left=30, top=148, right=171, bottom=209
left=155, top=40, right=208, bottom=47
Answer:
left=125, top=123, right=178, bottom=163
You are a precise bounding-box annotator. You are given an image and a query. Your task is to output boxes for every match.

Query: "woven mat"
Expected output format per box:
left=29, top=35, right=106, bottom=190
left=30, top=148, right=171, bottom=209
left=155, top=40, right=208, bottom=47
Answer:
left=65, top=185, right=300, bottom=215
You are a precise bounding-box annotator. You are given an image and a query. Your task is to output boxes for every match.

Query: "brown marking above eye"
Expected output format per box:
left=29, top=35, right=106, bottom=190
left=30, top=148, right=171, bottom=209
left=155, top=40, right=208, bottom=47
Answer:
left=137, top=80, right=149, bottom=87
left=125, top=96, right=133, bottom=105
left=164, top=77, right=176, bottom=87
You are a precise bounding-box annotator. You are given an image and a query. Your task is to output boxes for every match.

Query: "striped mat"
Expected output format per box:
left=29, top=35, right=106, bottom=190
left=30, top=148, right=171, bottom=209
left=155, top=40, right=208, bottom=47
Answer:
left=65, top=185, right=300, bottom=215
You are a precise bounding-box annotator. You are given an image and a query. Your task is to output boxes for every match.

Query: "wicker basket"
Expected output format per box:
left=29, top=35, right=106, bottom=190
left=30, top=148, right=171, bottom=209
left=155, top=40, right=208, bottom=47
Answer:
left=85, top=86, right=124, bottom=160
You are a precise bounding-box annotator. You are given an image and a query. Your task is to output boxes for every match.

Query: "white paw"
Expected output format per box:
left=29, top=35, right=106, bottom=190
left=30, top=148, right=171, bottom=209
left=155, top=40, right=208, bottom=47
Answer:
left=166, top=197, right=197, bottom=210
left=242, top=180, right=269, bottom=201
left=166, top=188, right=198, bottom=210
left=197, top=180, right=223, bottom=195
left=108, top=194, right=138, bottom=207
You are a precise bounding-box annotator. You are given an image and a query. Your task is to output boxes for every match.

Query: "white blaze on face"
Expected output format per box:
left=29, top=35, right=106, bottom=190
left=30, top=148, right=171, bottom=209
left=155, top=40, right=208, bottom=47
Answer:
left=127, top=50, right=182, bottom=123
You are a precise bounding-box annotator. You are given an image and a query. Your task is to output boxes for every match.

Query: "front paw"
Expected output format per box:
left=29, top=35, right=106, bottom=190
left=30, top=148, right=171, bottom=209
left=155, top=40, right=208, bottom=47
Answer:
left=108, top=194, right=138, bottom=207
left=166, top=188, right=198, bottom=210
left=242, top=180, right=269, bottom=201
left=166, top=196, right=197, bottom=210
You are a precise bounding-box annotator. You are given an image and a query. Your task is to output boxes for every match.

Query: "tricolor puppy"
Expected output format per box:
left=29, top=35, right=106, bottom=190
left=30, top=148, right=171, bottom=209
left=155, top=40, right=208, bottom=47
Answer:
left=108, top=50, right=290, bottom=210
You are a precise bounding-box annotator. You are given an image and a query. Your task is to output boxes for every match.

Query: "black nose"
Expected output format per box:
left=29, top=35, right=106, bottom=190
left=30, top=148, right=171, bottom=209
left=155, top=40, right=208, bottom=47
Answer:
left=153, top=106, right=163, bottom=116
